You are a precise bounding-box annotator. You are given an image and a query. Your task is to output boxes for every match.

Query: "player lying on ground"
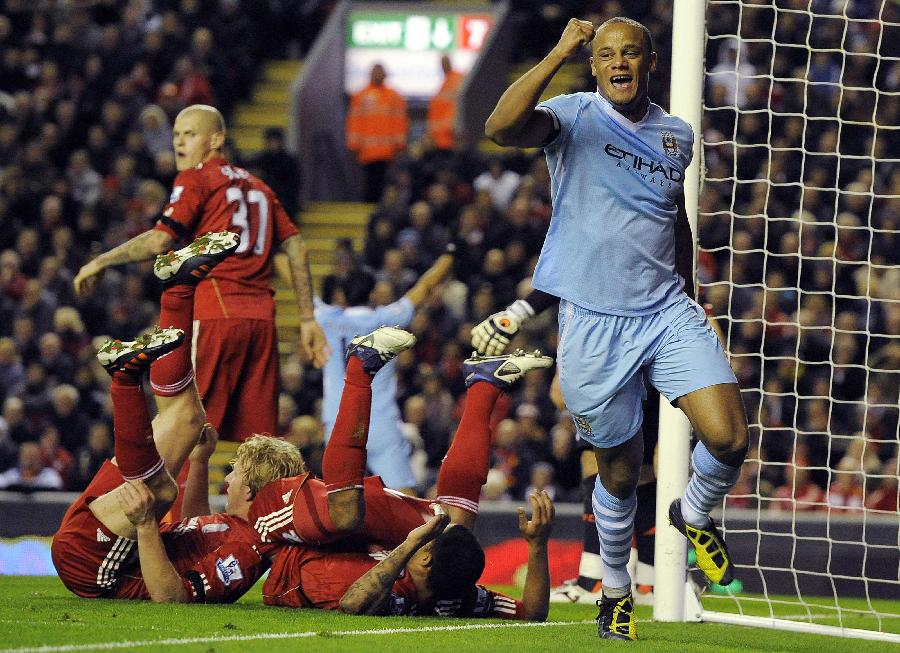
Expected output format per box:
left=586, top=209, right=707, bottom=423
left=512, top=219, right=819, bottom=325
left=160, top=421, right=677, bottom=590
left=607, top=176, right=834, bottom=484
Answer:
left=249, top=326, right=556, bottom=618
left=52, top=233, right=303, bottom=602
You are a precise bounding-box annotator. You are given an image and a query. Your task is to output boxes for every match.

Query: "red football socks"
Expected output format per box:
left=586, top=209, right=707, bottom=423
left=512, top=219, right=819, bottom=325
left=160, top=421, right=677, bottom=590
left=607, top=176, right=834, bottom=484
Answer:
left=322, top=357, right=374, bottom=493
left=436, top=382, right=502, bottom=514
left=111, top=377, right=162, bottom=481
left=149, top=285, right=194, bottom=396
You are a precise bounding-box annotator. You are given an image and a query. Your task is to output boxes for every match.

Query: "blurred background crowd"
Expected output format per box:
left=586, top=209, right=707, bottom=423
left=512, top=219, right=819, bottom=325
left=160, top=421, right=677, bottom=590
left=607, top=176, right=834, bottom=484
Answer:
left=0, top=0, right=896, bottom=514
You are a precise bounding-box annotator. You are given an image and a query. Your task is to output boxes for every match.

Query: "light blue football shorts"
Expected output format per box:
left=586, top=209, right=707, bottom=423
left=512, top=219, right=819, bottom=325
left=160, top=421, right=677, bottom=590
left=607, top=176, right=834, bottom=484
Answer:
left=557, top=294, right=737, bottom=449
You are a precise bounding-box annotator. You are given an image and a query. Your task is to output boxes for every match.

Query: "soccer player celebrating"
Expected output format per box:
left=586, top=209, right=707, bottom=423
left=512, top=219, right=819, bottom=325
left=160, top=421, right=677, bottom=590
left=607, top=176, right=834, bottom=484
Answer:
left=484, top=17, right=749, bottom=640
left=249, top=326, right=556, bottom=619
left=53, top=238, right=304, bottom=602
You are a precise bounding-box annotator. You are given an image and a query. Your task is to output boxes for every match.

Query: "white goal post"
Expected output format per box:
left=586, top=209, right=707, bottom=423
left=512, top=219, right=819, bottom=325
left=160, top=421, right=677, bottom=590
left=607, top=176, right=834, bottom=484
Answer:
left=656, top=0, right=899, bottom=644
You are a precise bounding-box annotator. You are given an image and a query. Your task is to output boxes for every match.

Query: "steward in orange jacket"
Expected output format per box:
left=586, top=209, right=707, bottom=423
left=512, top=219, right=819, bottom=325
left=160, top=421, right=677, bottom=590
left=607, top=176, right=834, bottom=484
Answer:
left=426, top=55, right=464, bottom=151
left=346, top=64, right=408, bottom=201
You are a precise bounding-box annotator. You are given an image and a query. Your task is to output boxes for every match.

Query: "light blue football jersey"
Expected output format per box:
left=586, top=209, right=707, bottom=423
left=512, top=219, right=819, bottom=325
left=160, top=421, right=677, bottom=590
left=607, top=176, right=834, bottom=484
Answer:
left=314, top=297, right=415, bottom=440
left=534, top=92, right=694, bottom=316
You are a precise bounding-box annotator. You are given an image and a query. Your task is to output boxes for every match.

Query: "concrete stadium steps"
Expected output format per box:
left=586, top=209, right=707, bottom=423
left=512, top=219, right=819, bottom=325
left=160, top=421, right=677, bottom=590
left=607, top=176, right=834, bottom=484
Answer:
left=252, top=82, right=292, bottom=104
left=232, top=60, right=303, bottom=155
left=273, top=202, right=373, bottom=355
left=207, top=440, right=240, bottom=494
left=233, top=105, right=290, bottom=129
left=302, top=237, right=364, bottom=265
left=478, top=62, right=589, bottom=155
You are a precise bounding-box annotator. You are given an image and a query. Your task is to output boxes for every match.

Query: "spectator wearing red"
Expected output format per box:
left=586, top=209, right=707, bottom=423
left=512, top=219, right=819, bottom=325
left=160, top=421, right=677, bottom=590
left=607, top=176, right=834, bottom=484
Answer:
left=770, top=461, right=825, bottom=512
left=865, top=458, right=899, bottom=513
left=827, top=457, right=865, bottom=512
left=171, top=56, right=214, bottom=108
left=38, top=425, right=74, bottom=489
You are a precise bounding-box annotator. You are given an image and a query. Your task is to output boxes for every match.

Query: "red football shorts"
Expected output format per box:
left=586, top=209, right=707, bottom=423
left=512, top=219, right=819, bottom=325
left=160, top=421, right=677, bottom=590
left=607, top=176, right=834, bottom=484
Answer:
left=194, top=318, right=279, bottom=441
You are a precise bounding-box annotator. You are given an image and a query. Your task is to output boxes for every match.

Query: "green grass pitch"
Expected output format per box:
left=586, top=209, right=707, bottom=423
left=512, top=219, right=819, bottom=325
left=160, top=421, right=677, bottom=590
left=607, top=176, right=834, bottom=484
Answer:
left=0, top=577, right=898, bottom=652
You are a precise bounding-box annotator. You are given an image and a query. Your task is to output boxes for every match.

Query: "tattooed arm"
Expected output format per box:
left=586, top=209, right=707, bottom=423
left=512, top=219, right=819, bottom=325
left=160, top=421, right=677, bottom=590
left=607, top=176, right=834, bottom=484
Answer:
left=339, top=512, right=449, bottom=615
left=74, top=229, right=174, bottom=297
left=281, top=233, right=330, bottom=369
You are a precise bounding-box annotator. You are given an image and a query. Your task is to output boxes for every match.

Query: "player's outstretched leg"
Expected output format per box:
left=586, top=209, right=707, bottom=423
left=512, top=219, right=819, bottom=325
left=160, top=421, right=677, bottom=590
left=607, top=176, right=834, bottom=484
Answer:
left=437, top=350, right=553, bottom=528
left=151, top=231, right=240, bottom=516
left=596, top=593, right=636, bottom=641
left=153, top=230, right=240, bottom=288
left=98, top=326, right=184, bottom=493
left=323, top=326, right=417, bottom=531
left=84, top=327, right=186, bottom=537
left=667, top=497, right=734, bottom=585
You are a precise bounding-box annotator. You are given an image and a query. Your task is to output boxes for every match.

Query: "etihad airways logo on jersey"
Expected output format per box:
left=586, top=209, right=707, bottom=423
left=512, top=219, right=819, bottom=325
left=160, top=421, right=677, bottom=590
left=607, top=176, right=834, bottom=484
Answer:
left=604, top=143, right=683, bottom=189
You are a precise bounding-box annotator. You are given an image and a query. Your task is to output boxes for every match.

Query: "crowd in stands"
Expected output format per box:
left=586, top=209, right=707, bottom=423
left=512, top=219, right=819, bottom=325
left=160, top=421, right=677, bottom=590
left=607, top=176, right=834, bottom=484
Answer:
left=698, top=1, right=899, bottom=514
left=0, top=0, right=314, bottom=491
left=0, top=1, right=896, bottom=515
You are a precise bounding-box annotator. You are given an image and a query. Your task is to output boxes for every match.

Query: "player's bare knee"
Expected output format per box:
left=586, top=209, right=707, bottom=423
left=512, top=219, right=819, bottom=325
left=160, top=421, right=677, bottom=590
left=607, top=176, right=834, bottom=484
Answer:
left=328, top=489, right=365, bottom=532
left=725, top=422, right=750, bottom=465
left=600, top=465, right=640, bottom=499
left=703, top=422, right=749, bottom=467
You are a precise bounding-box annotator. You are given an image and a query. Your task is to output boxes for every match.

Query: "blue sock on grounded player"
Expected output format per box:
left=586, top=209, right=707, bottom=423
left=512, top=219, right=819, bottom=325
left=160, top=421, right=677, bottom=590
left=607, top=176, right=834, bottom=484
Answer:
left=681, top=442, right=742, bottom=527
left=592, top=477, right=637, bottom=595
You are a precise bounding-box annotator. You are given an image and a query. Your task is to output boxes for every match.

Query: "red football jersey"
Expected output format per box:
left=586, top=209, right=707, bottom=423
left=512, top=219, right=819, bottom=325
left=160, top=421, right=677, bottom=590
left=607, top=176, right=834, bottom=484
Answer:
left=249, top=474, right=433, bottom=548
left=263, top=543, right=525, bottom=618
left=113, top=513, right=271, bottom=603
left=52, top=460, right=270, bottom=603
left=155, top=156, right=299, bottom=320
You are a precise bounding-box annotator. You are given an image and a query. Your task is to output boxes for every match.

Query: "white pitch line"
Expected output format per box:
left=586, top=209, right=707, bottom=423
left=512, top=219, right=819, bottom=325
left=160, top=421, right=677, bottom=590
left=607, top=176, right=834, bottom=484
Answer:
left=768, top=613, right=900, bottom=622
left=0, top=620, right=596, bottom=653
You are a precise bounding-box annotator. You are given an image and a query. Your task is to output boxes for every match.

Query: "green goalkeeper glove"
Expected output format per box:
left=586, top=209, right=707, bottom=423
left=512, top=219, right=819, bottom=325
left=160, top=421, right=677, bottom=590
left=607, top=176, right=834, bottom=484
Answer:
left=470, top=299, right=535, bottom=356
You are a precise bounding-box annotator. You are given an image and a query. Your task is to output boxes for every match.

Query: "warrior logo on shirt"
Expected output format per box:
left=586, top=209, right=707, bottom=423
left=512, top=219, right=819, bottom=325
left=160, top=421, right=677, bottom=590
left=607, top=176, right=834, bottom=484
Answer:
left=215, top=554, right=244, bottom=586
left=661, top=131, right=679, bottom=158
left=169, top=185, right=184, bottom=203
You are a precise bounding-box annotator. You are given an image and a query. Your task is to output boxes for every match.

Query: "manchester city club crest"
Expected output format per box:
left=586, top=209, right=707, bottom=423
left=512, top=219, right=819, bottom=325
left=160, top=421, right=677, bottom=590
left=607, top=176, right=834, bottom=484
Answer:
left=572, top=414, right=593, bottom=435
left=661, top=131, right=679, bottom=158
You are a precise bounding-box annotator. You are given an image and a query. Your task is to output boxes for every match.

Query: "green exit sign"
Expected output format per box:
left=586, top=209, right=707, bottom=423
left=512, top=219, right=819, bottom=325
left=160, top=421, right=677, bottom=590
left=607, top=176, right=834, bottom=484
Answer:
left=348, top=14, right=456, bottom=50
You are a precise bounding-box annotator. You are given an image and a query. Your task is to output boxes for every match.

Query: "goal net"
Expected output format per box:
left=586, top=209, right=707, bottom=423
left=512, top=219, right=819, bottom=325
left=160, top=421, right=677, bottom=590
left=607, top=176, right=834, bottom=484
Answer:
left=694, top=0, right=899, bottom=641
